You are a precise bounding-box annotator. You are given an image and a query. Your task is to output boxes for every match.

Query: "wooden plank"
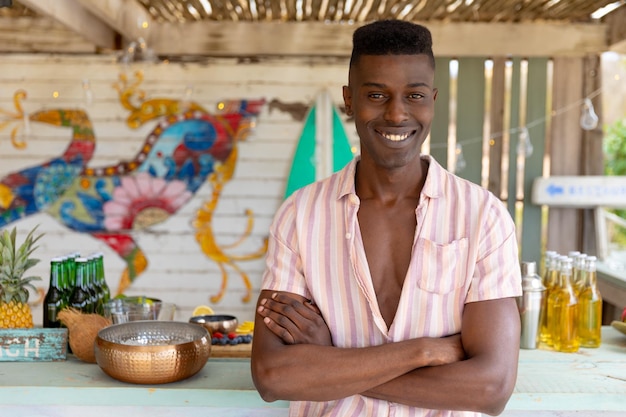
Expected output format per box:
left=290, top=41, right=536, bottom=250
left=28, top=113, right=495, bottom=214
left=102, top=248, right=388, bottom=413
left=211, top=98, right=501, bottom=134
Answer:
left=0, top=17, right=96, bottom=53
left=146, top=21, right=608, bottom=58
left=488, top=57, right=506, bottom=197
left=430, top=57, right=451, bottom=165
left=520, top=58, right=548, bottom=263
left=506, top=58, right=521, bottom=217
left=546, top=57, right=585, bottom=254
left=581, top=54, right=604, bottom=256
left=210, top=341, right=252, bottom=358
left=606, top=5, right=626, bottom=53
left=456, top=58, right=485, bottom=184
left=17, top=0, right=117, bottom=50
left=76, top=0, right=155, bottom=43
left=0, top=328, right=67, bottom=362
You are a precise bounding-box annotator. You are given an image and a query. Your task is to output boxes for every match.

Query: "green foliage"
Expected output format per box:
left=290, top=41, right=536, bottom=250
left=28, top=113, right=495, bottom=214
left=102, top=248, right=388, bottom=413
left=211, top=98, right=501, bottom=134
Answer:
left=604, top=119, right=626, bottom=244
left=604, top=119, right=626, bottom=177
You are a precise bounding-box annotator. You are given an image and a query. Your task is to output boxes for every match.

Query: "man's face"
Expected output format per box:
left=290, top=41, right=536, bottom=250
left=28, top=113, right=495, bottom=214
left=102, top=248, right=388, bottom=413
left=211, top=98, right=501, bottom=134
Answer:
left=343, top=54, right=437, bottom=170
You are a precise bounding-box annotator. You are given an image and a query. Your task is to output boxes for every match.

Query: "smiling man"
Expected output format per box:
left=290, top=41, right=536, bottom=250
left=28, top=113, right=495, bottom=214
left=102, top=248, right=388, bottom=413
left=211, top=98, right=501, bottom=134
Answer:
left=251, top=20, right=522, bottom=417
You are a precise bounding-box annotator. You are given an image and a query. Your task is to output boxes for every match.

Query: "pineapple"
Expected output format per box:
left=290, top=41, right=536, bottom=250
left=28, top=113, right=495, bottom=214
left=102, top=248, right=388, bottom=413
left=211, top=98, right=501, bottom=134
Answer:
left=0, top=225, right=44, bottom=328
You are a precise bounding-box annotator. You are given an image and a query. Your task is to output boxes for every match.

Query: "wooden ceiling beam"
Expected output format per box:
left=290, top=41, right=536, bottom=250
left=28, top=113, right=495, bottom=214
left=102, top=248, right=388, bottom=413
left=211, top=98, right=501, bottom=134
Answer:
left=147, top=21, right=609, bottom=58
left=75, top=0, right=155, bottom=43
left=605, top=5, right=626, bottom=54
left=16, top=0, right=117, bottom=50
left=0, top=17, right=96, bottom=53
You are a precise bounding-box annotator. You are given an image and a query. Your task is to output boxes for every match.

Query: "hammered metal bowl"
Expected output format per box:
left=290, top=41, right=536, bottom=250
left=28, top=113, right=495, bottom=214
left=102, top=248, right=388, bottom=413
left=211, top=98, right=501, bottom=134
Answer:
left=95, top=321, right=211, bottom=384
left=189, top=314, right=238, bottom=335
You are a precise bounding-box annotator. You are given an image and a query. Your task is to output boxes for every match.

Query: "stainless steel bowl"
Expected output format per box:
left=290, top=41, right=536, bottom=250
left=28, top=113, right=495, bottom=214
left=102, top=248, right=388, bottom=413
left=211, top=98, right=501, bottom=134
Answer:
left=189, top=314, right=238, bottom=335
left=95, top=321, right=211, bottom=384
left=104, top=298, right=176, bottom=324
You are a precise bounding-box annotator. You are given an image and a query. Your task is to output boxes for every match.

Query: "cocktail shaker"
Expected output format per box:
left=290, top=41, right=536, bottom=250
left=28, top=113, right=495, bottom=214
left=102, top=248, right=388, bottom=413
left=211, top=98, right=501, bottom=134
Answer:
left=517, top=261, right=546, bottom=349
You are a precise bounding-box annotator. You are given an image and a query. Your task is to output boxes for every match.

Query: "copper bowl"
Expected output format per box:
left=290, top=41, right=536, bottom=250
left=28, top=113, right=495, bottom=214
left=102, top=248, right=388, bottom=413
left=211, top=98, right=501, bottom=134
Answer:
left=95, top=321, right=211, bottom=384
left=189, top=314, right=238, bottom=335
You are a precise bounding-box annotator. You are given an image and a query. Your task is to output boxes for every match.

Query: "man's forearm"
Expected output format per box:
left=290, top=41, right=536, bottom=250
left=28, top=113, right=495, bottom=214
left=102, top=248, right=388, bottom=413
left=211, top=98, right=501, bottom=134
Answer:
left=362, top=352, right=515, bottom=415
left=253, top=336, right=461, bottom=402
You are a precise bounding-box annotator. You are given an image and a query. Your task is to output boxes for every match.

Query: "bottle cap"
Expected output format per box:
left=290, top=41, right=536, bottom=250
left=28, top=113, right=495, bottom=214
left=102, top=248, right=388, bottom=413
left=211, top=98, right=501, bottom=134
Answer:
left=520, top=261, right=537, bottom=276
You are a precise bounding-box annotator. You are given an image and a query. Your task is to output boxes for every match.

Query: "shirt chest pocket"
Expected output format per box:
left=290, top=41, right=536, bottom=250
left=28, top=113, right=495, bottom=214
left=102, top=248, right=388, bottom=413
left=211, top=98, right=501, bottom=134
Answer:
left=414, top=237, right=470, bottom=294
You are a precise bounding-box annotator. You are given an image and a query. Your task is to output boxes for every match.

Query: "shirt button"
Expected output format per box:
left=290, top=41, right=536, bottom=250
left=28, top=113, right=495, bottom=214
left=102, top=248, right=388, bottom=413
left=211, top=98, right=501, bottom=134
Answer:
left=345, top=233, right=351, bottom=239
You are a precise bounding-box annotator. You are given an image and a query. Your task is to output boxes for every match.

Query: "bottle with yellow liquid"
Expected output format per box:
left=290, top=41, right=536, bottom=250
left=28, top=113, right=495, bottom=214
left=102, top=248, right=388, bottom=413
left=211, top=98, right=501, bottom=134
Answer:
left=577, top=255, right=602, bottom=348
left=539, top=252, right=559, bottom=346
left=548, top=256, right=579, bottom=353
left=572, top=253, right=587, bottom=295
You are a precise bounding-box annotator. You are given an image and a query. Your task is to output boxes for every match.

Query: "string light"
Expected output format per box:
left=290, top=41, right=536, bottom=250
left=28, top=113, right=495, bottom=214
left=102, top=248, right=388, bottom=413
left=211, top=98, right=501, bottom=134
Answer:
left=516, top=126, right=533, bottom=158
left=454, top=143, right=466, bottom=173
left=580, top=98, right=599, bottom=130
left=431, top=88, right=603, bottom=155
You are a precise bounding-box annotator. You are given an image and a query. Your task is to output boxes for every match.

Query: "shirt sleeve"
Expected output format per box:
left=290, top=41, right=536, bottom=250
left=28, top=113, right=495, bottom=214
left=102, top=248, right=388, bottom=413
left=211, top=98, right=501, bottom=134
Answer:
left=260, top=196, right=311, bottom=299
left=466, top=196, right=523, bottom=303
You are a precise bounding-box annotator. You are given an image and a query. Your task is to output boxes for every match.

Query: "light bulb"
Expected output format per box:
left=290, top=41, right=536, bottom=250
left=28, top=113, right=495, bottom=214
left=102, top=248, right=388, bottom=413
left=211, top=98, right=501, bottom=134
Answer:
left=454, top=143, right=466, bottom=173
left=580, top=98, right=598, bottom=130
left=516, top=126, right=533, bottom=158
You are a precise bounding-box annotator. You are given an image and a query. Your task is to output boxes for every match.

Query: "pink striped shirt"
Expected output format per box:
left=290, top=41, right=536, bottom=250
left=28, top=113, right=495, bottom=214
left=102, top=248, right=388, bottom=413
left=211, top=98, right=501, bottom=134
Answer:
left=262, top=155, right=522, bottom=417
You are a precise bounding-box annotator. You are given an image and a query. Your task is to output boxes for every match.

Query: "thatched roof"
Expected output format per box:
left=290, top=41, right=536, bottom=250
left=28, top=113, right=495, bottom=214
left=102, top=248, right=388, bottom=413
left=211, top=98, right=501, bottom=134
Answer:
left=134, top=0, right=620, bottom=23
left=1, top=0, right=625, bottom=57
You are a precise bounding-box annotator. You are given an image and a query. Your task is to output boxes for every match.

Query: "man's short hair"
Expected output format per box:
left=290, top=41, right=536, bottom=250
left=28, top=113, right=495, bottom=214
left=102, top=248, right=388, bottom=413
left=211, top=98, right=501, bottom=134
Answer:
left=350, top=20, right=435, bottom=69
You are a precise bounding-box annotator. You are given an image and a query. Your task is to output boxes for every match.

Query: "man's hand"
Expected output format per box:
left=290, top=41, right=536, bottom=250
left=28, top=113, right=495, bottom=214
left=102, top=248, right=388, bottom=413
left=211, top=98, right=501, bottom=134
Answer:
left=406, top=333, right=465, bottom=367
left=257, top=292, right=332, bottom=346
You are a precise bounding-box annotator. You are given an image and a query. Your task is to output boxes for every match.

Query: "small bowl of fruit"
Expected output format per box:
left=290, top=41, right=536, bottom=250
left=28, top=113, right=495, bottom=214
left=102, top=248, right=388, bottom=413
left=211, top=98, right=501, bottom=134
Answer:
left=189, top=314, right=238, bottom=335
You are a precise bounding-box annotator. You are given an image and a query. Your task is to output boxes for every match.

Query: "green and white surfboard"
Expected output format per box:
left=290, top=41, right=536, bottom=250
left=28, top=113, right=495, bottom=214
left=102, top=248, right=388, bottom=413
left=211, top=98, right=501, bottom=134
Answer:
left=284, top=90, right=354, bottom=199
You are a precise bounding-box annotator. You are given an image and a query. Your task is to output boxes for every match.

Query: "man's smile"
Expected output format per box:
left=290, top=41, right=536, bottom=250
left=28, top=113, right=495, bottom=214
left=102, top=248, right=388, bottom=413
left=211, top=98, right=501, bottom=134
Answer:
left=376, top=129, right=415, bottom=142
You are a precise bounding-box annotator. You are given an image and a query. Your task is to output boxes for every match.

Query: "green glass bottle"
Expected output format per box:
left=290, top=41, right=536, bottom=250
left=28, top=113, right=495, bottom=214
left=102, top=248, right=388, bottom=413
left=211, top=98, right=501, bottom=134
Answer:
left=43, top=257, right=66, bottom=328
left=69, top=257, right=94, bottom=313
left=60, top=256, right=72, bottom=307
left=95, top=252, right=111, bottom=311
left=86, top=254, right=101, bottom=314
left=64, top=253, right=78, bottom=289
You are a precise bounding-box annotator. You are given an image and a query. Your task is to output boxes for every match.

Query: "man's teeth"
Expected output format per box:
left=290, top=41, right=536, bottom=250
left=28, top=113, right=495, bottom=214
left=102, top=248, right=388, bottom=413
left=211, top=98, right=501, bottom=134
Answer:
left=381, top=132, right=410, bottom=142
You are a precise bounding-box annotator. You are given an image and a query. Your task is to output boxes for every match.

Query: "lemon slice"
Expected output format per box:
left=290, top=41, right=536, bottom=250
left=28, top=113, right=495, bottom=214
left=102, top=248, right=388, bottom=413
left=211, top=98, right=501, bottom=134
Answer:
left=192, top=305, right=215, bottom=316
left=236, top=321, right=255, bottom=334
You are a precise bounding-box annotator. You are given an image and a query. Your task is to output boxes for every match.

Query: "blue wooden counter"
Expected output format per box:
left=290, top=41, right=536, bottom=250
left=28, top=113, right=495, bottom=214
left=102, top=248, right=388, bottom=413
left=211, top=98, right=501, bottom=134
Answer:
left=1, top=327, right=625, bottom=417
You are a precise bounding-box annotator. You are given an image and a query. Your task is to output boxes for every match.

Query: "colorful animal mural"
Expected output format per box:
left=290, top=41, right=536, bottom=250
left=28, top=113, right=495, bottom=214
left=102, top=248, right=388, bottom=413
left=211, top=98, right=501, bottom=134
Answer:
left=0, top=71, right=267, bottom=303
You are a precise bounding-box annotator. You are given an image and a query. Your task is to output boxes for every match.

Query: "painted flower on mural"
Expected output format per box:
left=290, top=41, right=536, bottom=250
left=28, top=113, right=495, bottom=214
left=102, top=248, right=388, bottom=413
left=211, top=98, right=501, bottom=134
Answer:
left=103, top=172, right=192, bottom=231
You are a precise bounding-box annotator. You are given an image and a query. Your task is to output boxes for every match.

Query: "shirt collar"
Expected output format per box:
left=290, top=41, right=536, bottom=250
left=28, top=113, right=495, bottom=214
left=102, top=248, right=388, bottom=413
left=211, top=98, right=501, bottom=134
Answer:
left=337, top=154, right=446, bottom=201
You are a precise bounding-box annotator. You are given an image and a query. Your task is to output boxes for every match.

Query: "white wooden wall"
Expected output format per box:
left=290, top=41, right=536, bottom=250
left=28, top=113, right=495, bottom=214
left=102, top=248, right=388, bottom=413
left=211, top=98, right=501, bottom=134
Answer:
left=0, top=54, right=358, bottom=325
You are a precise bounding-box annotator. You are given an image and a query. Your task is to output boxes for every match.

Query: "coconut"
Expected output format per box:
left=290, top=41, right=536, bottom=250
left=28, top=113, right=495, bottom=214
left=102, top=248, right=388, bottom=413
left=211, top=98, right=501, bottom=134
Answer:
left=58, top=308, right=111, bottom=363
